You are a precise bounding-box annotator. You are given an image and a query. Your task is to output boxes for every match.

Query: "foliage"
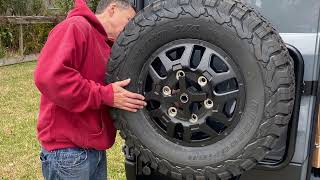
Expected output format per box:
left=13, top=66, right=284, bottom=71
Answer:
left=0, top=0, right=9, bottom=15
left=0, top=0, right=100, bottom=57
left=0, top=26, right=13, bottom=48
left=54, top=0, right=74, bottom=15
left=0, top=0, right=99, bottom=16
left=0, top=24, right=18, bottom=57
left=24, top=24, right=54, bottom=55
left=0, top=24, right=54, bottom=56
left=88, top=0, right=100, bottom=13
left=0, top=44, right=5, bottom=58
left=0, top=0, right=45, bottom=16
left=54, top=0, right=100, bottom=15
left=31, top=0, right=46, bottom=15
left=0, top=0, right=48, bottom=57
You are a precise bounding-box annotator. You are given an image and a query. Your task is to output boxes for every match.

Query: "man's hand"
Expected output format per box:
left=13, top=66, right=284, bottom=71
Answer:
left=111, top=79, right=147, bottom=112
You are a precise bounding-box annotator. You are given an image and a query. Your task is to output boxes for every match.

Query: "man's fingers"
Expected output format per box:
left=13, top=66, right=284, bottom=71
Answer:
left=113, top=83, right=145, bottom=101
left=116, top=78, right=131, bottom=87
left=126, top=98, right=147, bottom=106
left=125, top=91, right=145, bottom=100
left=121, top=107, right=138, bottom=112
left=124, top=103, right=144, bottom=110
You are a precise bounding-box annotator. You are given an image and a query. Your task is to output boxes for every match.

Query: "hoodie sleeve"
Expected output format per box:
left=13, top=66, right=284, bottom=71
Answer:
left=34, top=21, right=114, bottom=112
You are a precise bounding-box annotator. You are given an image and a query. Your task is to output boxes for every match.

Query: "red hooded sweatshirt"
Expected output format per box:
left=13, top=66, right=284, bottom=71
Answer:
left=34, top=0, right=116, bottom=151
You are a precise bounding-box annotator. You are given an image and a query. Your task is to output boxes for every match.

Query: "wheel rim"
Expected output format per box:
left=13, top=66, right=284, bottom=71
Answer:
left=140, top=39, right=246, bottom=147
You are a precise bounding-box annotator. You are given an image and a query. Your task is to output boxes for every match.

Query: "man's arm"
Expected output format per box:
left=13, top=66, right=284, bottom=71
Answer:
left=34, top=22, right=145, bottom=113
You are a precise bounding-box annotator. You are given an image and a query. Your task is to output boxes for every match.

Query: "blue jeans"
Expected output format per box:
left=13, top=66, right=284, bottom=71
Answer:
left=40, top=148, right=107, bottom=180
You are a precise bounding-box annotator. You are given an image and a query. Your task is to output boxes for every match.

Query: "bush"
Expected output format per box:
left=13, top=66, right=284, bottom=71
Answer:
left=0, top=23, right=54, bottom=56
left=0, top=0, right=45, bottom=16
left=0, top=24, right=19, bottom=56
left=24, top=24, right=54, bottom=55
left=0, top=0, right=99, bottom=16
left=88, top=0, right=100, bottom=13
left=54, top=0, right=74, bottom=15
left=54, top=0, right=100, bottom=14
left=0, top=0, right=47, bottom=57
left=0, top=44, right=5, bottom=58
left=0, top=25, right=16, bottom=49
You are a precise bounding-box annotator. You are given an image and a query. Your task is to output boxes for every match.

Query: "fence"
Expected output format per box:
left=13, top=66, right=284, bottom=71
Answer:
left=0, top=16, right=64, bottom=66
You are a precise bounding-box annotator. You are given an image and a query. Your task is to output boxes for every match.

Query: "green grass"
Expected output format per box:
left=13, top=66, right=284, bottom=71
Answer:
left=0, top=62, right=125, bottom=180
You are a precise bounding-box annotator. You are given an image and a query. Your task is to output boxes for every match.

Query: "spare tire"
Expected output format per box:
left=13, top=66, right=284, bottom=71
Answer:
left=106, top=0, right=295, bottom=179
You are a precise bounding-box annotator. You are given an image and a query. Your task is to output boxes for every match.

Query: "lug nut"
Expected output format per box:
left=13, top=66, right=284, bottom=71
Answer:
left=176, top=70, right=185, bottom=80
left=180, top=93, right=189, bottom=104
left=198, top=76, right=208, bottom=87
left=204, top=99, right=214, bottom=109
left=168, top=107, right=177, bottom=117
left=190, top=114, right=198, bottom=124
left=162, top=86, right=171, bottom=96
left=142, top=166, right=151, bottom=175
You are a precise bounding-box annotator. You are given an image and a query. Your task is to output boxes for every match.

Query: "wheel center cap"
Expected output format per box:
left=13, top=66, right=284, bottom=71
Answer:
left=180, top=93, right=189, bottom=103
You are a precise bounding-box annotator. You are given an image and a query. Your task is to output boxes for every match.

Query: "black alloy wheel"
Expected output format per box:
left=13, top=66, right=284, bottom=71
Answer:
left=141, top=39, right=246, bottom=147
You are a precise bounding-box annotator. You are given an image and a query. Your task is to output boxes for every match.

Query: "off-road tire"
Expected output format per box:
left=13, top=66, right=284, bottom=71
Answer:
left=106, top=0, right=295, bottom=179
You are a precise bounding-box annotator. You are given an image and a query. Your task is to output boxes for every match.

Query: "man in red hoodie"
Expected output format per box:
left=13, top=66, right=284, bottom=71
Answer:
left=34, top=0, right=144, bottom=179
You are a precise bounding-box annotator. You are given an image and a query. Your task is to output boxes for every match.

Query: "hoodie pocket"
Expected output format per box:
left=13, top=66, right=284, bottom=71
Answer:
left=89, top=111, right=105, bottom=136
left=51, top=106, right=73, bottom=143
left=82, top=111, right=108, bottom=149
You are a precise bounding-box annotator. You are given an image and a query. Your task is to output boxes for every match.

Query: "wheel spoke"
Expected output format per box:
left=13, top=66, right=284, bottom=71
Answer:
left=163, top=95, right=179, bottom=103
left=190, top=92, right=207, bottom=102
left=166, top=121, right=176, bottom=138
left=179, top=44, right=194, bottom=67
left=182, top=103, right=191, bottom=120
left=148, top=66, right=164, bottom=84
left=158, top=52, right=174, bottom=72
left=145, top=91, right=161, bottom=101
left=183, top=126, right=192, bottom=142
left=212, top=112, right=232, bottom=127
left=178, top=76, right=187, bottom=91
left=212, top=70, right=236, bottom=86
left=196, top=48, right=212, bottom=71
left=199, top=123, right=219, bottom=137
left=150, top=108, right=172, bottom=123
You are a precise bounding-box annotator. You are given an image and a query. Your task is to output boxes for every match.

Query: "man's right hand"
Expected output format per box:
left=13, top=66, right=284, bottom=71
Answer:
left=111, top=79, right=147, bottom=112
